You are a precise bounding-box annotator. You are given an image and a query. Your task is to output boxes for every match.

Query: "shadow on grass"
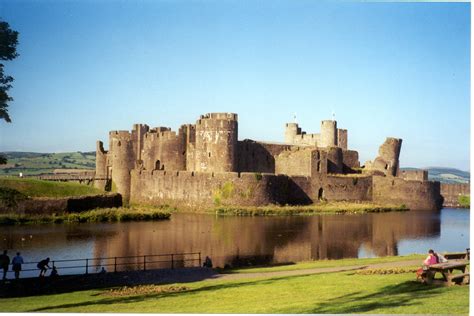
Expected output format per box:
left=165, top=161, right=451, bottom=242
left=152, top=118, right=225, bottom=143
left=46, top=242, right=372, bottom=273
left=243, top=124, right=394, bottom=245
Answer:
left=306, top=280, right=456, bottom=314
left=28, top=275, right=294, bottom=312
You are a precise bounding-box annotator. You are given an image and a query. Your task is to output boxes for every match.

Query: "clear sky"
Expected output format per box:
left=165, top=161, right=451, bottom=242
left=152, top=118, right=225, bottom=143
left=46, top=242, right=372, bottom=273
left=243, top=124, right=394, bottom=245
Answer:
left=0, top=0, right=470, bottom=170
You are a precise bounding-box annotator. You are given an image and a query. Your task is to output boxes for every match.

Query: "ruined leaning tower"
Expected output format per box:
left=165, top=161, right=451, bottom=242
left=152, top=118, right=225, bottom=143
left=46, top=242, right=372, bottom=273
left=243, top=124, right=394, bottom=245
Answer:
left=194, top=113, right=238, bottom=172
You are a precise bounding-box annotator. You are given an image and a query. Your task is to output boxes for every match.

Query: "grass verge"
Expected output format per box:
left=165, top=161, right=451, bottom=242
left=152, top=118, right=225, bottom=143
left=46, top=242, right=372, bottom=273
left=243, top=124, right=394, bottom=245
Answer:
left=0, top=177, right=103, bottom=198
left=217, top=254, right=424, bottom=274
left=0, top=263, right=468, bottom=313
left=0, top=206, right=172, bottom=225
left=212, top=201, right=409, bottom=216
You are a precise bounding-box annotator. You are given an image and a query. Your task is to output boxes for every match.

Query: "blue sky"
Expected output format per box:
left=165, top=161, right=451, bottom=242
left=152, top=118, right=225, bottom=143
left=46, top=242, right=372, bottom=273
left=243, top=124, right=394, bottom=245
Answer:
left=0, top=0, right=470, bottom=170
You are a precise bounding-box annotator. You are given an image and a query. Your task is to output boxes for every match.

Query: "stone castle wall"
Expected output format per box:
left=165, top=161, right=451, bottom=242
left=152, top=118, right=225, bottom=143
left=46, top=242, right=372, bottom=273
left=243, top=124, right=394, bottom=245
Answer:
left=372, top=176, right=441, bottom=210
left=237, top=140, right=296, bottom=173
left=440, top=183, right=470, bottom=207
left=95, top=112, right=442, bottom=211
left=399, top=170, right=428, bottom=182
left=129, top=170, right=288, bottom=208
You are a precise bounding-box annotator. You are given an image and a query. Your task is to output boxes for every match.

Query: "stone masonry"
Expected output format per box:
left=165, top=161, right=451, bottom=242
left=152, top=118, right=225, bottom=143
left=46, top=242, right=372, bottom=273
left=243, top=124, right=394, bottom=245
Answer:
left=95, top=113, right=443, bottom=210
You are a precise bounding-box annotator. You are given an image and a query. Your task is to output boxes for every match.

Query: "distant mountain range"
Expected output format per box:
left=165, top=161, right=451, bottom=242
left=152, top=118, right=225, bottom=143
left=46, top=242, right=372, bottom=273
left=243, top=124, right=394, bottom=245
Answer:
left=401, top=167, right=470, bottom=184
left=0, top=152, right=470, bottom=183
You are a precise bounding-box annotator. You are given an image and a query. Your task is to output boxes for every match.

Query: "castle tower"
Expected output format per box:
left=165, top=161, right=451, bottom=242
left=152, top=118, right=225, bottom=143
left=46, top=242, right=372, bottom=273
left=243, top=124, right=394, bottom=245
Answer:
left=194, top=113, right=238, bottom=172
left=320, top=120, right=337, bottom=147
left=378, top=137, right=402, bottom=176
left=131, top=124, right=149, bottom=162
left=109, top=131, right=135, bottom=203
left=285, top=123, right=301, bottom=144
left=94, top=141, right=109, bottom=190
left=337, top=129, right=348, bottom=150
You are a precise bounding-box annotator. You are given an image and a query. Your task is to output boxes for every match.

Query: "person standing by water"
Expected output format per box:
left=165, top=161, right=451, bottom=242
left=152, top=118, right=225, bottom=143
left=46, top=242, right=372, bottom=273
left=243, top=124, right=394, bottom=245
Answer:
left=0, top=250, right=10, bottom=280
left=37, top=258, right=51, bottom=277
left=11, top=252, right=24, bottom=279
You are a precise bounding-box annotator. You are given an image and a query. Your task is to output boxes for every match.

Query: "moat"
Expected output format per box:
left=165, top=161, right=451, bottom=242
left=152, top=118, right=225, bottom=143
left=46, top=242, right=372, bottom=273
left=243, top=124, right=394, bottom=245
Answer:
left=0, top=208, right=469, bottom=277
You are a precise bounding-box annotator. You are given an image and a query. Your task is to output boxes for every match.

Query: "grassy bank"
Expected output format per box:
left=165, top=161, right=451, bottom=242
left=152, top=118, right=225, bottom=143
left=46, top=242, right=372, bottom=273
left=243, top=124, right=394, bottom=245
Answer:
left=0, top=257, right=468, bottom=313
left=0, top=206, right=172, bottom=225
left=0, top=177, right=103, bottom=198
left=213, top=201, right=409, bottom=216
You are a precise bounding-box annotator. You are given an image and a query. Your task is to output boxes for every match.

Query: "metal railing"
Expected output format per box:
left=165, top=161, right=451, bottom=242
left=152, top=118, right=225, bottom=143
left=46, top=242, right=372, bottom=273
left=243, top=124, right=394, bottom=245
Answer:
left=6, top=252, right=201, bottom=278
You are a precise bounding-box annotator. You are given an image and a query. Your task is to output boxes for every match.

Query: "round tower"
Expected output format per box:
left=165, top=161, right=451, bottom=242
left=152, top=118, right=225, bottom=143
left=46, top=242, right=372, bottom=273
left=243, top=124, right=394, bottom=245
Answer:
left=109, top=131, right=135, bottom=203
left=285, top=123, right=300, bottom=144
left=195, top=113, right=238, bottom=172
left=320, top=120, right=337, bottom=148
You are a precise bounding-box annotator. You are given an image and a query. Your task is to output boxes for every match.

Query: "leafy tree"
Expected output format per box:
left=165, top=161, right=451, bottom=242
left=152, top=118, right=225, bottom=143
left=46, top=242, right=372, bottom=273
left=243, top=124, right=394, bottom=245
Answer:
left=0, top=19, right=19, bottom=164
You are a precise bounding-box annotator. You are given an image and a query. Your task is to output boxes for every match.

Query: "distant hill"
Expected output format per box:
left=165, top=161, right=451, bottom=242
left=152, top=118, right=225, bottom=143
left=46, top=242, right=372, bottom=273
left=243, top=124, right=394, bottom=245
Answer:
left=0, top=151, right=96, bottom=176
left=401, top=167, right=470, bottom=184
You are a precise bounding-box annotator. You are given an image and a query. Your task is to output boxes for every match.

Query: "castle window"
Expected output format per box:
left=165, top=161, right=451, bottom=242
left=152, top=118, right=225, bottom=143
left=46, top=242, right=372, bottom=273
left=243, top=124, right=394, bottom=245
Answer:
left=208, top=152, right=211, bottom=158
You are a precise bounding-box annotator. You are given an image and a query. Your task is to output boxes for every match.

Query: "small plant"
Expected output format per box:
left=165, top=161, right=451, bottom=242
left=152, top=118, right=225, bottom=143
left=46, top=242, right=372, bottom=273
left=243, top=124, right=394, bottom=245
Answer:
left=254, top=173, right=263, bottom=181
left=458, top=195, right=470, bottom=208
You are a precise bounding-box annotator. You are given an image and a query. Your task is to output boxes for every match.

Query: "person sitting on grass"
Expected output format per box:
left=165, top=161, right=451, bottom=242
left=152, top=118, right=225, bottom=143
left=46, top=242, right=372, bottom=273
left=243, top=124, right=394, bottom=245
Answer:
left=416, top=249, right=439, bottom=280
left=37, top=257, right=51, bottom=277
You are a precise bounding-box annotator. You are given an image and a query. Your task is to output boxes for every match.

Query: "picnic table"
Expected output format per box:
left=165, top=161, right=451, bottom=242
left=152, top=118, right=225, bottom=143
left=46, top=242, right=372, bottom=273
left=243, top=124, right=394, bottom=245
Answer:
left=443, top=248, right=470, bottom=261
left=424, top=260, right=469, bottom=286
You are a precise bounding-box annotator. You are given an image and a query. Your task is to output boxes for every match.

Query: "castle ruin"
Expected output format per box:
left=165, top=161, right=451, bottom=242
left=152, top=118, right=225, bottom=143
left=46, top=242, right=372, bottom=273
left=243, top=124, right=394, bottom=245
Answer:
left=95, top=113, right=442, bottom=210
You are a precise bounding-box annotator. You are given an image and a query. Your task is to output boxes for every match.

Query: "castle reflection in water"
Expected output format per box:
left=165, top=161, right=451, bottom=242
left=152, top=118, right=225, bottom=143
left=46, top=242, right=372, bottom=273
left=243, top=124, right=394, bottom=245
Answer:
left=88, top=211, right=441, bottom=268
left=4, top=209, right=467, bottom=273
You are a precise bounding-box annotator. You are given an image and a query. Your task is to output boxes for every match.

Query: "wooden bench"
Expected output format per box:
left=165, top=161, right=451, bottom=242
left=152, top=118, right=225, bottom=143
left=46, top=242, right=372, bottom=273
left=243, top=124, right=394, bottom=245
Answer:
left=424, top=260, right=469, bottom=286
left=443, top=248, right=470, bottom=261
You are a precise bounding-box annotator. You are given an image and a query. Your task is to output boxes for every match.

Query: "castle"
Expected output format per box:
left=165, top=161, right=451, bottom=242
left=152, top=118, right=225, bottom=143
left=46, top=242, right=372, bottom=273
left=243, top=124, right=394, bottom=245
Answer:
left=94, top=113, right=442, bottom=210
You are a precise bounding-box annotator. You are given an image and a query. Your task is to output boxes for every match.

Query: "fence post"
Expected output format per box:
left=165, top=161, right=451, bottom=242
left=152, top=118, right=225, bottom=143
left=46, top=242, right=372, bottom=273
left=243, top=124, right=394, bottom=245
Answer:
left=143, top=255, right=146, bottom=271
left=114, top=257, right=117, bottom=273
left=171, top=254, right=174, bottom=269
left=85, top=259, right=89, bottom=275
left=198, top=252, right=201, bottom=267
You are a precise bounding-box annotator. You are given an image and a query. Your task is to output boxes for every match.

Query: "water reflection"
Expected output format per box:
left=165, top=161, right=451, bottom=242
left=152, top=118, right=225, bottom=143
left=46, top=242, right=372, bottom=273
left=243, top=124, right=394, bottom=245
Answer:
left=0, top=208, right=468, bottom=276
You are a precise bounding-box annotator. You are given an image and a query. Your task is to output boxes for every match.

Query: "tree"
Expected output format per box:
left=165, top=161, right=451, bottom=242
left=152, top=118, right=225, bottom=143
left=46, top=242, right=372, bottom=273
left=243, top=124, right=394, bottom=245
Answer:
left=0, top=19, right=19, bottom=165
left=0, top=19, right=19, bottom=122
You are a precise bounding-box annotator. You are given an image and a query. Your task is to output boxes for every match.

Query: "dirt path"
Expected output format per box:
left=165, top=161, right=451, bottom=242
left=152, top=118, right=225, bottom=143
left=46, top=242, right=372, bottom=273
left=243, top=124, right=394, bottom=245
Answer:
left=0, top=259, right=421, bottom=298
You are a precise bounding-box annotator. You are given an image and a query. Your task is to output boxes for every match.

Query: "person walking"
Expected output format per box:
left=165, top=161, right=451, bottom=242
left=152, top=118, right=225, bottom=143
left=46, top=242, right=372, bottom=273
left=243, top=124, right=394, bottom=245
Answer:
left=11, top=252, right=24, bottom=279
left=0, top=250, right=10, bottom=280
left=37, top=257, right=51, bottom=277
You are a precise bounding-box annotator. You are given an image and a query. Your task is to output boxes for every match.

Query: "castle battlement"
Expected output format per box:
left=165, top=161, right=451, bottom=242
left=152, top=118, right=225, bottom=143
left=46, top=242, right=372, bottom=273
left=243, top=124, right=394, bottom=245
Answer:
left=96, top=112, right=442, bottom=211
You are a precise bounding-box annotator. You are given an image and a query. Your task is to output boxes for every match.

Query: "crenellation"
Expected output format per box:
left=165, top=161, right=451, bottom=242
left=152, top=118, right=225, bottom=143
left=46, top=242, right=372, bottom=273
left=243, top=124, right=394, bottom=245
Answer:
left=96, top=112, right=442, bottom=210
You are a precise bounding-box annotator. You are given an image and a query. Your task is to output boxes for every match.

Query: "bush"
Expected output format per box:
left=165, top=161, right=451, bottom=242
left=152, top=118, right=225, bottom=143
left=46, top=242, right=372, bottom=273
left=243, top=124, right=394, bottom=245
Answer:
left=458, top=195, right=470, bottom=208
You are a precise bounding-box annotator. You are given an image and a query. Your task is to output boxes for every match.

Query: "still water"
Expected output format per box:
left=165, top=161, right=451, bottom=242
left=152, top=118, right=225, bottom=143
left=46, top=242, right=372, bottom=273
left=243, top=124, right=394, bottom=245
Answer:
left=0, top=208, right=469, bottom=277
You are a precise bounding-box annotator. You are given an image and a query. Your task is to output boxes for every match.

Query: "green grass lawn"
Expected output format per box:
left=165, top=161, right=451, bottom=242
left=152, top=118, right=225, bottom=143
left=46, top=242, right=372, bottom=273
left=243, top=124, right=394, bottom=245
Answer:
left=219, top=254, right=424, bottom=274
left=0, top=177, right=103, bottom=198
left=0, top=205, right=172, bottom=225
left=0, top=269, right=468, bottom=313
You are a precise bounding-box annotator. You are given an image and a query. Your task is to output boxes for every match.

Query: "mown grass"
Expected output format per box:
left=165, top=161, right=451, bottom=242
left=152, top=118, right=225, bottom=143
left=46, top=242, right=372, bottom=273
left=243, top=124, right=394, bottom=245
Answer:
left=0, top=177, right=103, bottom=198
left=217, top=254, right=424, bottom=274
left=0, top=267, right=468, bottom=313
left=0, top=206, right=172, bottom=225
left=213, top=201, right=409, bottom=216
